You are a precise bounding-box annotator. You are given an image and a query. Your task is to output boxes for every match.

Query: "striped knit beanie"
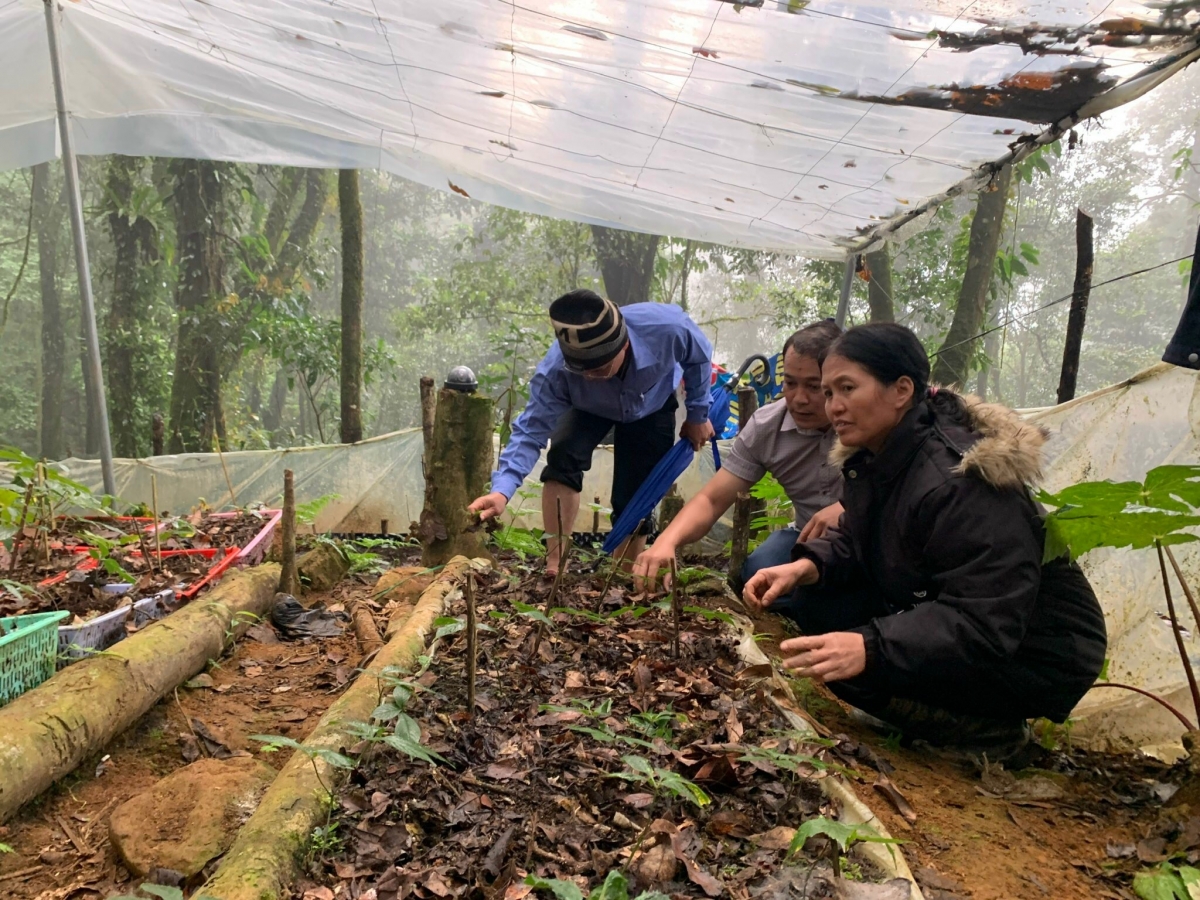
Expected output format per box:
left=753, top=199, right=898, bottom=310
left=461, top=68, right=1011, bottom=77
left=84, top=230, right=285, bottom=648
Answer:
left=549, top=289, right=628, bottom=371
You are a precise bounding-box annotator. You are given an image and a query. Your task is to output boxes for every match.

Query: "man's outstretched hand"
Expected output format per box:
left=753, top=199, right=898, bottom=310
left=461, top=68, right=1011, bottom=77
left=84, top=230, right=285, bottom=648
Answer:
left=680, top=419, right=715, bottom=451
left=468, top=492, right=508, bottom=522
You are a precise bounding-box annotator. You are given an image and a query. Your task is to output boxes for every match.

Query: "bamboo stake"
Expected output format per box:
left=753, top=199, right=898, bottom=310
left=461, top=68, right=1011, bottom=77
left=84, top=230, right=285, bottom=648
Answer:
left=465, top=571, right=477, bottom=718
left=669, top=556, right=680, bottom=660
left=592, top=495, right=601, bottom=534
left=1165, top=545, right=1200, bottom=643
left=531, top=499, right=568, bottom=661
left=151, top=474, right=162, bottom=568
left=599, top=523, right=642, bottom=600
left=1157, top=540, right=1200, bottom=725
left=280, top=470, right=298, bottom=595
left=7, top=481, right=34, bottom=576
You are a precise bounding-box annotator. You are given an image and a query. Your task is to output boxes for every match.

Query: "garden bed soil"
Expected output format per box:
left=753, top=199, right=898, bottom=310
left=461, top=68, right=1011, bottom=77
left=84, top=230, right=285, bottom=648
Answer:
left=0, top=552, right=1192, bottom=900
left=0, top=578, right=365, bottom=900
left=0, top=510, right=280, bottom=619
left=304, top=565, right=892, bottom=900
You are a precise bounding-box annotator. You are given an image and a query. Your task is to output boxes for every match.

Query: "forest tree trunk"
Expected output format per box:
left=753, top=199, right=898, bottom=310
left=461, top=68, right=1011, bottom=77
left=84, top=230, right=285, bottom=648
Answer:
left=105, top=156, right=159, bottom=458
left=591, top=225, right=660, bottom=306
left=33, top=163, right=65, bottom=460
left=420, top=389, right=494, bottom=567
left=339, top=169, right=364, bottom=444
left=275, top=169, right=330, bottom=287
left=864, top=247, right=895, bottom=323
left=931, top=165, right=1013, bottom=387
left=1056, top=210, right=1094, bottom=404
left=168, top=160, right=227, bottom=454
left=263, top=167, right=303, bottom=257
left=679, top=239, right=695, bottom=313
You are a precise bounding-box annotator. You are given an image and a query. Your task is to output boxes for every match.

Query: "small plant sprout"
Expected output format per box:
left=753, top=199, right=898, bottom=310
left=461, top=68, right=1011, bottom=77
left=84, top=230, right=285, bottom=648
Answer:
left=0, top=842, right=13, bottom=853
left=609, top=754, right=710, bottom=808
left=358, top=667, right=445, bottom=765
left=526, top=867, right=669, bottom=900
left=249, top=733, right=356, bottom=858
left=1132, top=860, right=1200, bottom=900
left=785, top=816, right=901, bottom=878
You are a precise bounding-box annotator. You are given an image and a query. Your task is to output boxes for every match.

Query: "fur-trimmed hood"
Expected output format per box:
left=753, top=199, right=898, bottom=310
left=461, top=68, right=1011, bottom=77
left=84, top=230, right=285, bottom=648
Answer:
left=829, top=394, right=1048, bottom=489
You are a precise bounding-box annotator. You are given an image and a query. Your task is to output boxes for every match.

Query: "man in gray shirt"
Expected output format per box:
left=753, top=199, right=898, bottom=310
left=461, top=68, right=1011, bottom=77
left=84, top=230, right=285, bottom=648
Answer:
left=632, top=320, right=844, bottom=591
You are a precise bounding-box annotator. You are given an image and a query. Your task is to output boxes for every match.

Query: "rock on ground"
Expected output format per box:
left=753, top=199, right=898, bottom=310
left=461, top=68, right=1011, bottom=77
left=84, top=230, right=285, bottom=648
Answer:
left=297, top=543, right=350, bottom=593
left=109, top=757, right=276, bottom=877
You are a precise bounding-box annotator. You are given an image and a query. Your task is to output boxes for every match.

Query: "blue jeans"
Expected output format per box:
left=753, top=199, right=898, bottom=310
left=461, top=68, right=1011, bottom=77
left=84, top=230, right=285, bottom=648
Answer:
left=737, top=527, right=800, bottom=591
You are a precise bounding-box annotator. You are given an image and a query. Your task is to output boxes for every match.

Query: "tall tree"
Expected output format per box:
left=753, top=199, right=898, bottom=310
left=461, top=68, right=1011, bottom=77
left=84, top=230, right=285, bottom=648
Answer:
left=168, top=160, right=227, bottom=453
left=275, top=169, right=330, bottom=287
left=104, top=156, right=161, bottom=457
left=931, top=164, right=1013, bottom=387
left=590, top=225, right=660, bottom=306
left=339, top=169, right=364, bottom=444
left=33, top=163, right=66, bottom=460
left=863, top=247, right=895, bottom=323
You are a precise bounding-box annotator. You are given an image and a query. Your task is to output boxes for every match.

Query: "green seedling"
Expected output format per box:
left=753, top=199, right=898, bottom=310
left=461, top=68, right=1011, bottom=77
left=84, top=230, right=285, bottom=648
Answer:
left=81, top=530, right=140, bottom=584
left=736, top=743, right=851, bottom=779
left=511, top=598, right=554, bottom=627
left=250, top=733, right=356, bottom=859
left=1133, top=861, right=1200, bottom=900
left=786, top=815, right=901, bottom=876
left=609, top=754, right=710, bottom=808
left=0, top=842, right=13, bottom=853
left=110, top=885, right=220, bottom=900
left=491, top=525, right=546, bottom=559
left=526, top=868, right=669, bottom=900
left=628, top=707, right=685, bottom=740
left=308, top=821, right=345, bottom=858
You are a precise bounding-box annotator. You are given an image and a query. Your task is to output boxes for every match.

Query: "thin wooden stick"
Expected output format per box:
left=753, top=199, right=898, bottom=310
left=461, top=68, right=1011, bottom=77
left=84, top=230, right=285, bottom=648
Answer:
left=1157, top=540, right=1200, bottom=726
left=213, top=434, right=237, bottom=507
left=151, top=474, right=163, bottom=568
left=465, top=572, right=477, bottom=719
left=1090, top=682, right=1196, bottom=733
left=1165, top=545, right=1200, bottom=643
left=531, top=499, right=569, bottom=661
left=669, top=556, right=680, bottom=660
left=8, top=481, right=34, bottom=576
left=599, top=523, right=642, bottom=600
left=280, top=469, right=298, bottom=595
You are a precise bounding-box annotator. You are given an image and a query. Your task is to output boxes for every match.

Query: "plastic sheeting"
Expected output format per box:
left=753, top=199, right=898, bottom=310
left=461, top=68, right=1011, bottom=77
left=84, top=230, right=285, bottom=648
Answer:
left=2, top=0, right=1198, bottom=257
left=1030, top=362, right=1200, bottom=752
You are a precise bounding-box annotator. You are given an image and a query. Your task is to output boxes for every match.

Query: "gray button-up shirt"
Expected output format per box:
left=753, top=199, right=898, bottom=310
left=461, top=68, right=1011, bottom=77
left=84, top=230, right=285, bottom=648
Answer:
left=721, top=401, right=842, bottom=529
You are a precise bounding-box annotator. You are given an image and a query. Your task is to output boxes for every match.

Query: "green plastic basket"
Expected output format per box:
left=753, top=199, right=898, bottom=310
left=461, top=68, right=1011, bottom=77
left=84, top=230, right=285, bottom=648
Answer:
left=0, top=610, right=70, bottom=707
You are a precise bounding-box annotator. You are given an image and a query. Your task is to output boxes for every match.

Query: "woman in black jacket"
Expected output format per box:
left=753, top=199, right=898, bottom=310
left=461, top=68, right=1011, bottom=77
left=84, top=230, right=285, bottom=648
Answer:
left=745, top=323, right=1107, bottom=751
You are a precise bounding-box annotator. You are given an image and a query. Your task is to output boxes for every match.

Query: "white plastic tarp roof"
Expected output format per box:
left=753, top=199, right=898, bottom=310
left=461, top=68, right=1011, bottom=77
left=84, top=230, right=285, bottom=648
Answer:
left=2, top=0, right=1199, bottom=257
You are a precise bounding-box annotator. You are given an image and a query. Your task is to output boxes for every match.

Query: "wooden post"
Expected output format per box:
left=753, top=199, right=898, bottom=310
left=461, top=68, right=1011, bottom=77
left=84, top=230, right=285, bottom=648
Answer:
left=1057, top=209, right=1094, bottom=404
left=729, top=491, right=751, bottom=588
left=659, top=484, right=685, bottom=532
left=151, top=412, right=164, bottom=456
left=592, top=495, right=601, bottom=534
left=735, top=386, right=764, bottom=538
left=420, top=387, right=494, bottom=567
left=419, top=376, right=437, bottom=473
left=279, top=469, right=298, bottom=595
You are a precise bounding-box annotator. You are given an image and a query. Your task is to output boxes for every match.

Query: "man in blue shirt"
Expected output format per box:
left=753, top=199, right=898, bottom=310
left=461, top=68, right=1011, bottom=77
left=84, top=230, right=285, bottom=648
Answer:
left=469, top=289, right=715, bottom=574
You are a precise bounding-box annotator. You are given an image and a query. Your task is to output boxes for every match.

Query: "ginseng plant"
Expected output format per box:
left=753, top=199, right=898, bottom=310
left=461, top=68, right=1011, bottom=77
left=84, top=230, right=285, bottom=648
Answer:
left=1040, top=464, right=1200, bottom=730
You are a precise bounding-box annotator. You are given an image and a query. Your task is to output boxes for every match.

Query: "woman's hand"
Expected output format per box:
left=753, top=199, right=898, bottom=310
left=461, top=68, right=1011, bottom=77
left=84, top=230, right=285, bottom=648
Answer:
left=798, top=502, right=844, bottom=542
left=743, top=559, right=817, bottom=611
left=780, top=632, right=866, bottom=682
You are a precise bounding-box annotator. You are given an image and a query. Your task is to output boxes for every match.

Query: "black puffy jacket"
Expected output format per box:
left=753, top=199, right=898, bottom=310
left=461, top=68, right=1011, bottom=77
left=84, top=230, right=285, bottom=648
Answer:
left=794, top=397, right=1107, bottom=722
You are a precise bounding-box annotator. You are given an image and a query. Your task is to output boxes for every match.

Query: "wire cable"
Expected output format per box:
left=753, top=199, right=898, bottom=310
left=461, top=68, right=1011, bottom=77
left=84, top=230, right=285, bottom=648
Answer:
left=928, top=253, right=1191, bottom=360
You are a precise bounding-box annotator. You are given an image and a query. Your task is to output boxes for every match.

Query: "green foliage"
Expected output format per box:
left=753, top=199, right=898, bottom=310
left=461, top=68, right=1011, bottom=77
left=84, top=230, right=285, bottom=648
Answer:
left=609, top=754, right=711, bottom=808
left=0, top=447, right=110, bottom=544
left=786, top=815, right=901, bottom=863
left=0, top=842, right=12, bottom=853
left=1133, top=861, right=1200, bottom=900
left=492, top=525, right=547, bottom=559
left=526, top=869, right=669, bottom=900
left=749, top=473, right=794, bottom=546
left=110, top=886, right=221, bottom=900
left=628, top=707, right=685, bottom=740
left=296, top=493, right=339, bottom=525
left=81, top=530, right=140, bottom=583
left=249, top=734, right=356, bottom=771
left=1038, top=465, right=1200, bottom=562
left=511, top=598, right=554, bottom=627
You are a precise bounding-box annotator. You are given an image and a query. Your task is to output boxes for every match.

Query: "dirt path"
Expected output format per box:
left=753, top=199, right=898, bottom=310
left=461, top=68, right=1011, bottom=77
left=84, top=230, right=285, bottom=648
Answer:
left=0, top=581, right=366, bottom=900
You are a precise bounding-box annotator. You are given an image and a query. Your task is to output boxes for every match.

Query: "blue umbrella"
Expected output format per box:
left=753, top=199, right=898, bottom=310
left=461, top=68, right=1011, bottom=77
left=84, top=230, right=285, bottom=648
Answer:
left=602, top=355, right=769, bottom=555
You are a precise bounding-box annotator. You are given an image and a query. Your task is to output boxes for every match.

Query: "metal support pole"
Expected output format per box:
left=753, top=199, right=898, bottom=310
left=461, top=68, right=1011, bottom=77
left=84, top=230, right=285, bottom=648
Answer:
left=834, top=254, right=855, bottom=328
left=43, top=0, right=115, bottom=495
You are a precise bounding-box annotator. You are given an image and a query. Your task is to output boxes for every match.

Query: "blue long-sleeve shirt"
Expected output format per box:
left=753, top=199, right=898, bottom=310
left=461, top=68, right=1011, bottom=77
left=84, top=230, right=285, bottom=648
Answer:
left=491, top=303, right=713, bottom=499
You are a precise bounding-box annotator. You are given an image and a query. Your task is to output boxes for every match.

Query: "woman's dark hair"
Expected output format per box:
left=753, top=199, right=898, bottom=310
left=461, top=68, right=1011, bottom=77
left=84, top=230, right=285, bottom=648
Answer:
left=822, top=323, right=972, bottom=426
left=783, top=318, right=842, bottom=361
